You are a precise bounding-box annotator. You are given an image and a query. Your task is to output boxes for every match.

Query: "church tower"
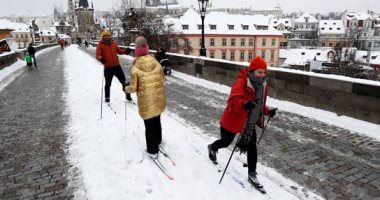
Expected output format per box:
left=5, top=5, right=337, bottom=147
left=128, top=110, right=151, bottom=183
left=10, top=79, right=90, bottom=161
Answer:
left=68, top=0, right=76, bottom=26
left=76, top=0, right=95, bottom=37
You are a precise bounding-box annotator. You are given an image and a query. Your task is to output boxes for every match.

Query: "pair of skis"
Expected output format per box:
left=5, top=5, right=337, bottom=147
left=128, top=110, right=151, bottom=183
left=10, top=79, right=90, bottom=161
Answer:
left=211, top=159, right=266, bottom=194
left=105, top=100, right=136, bottom=115
left=149, top=147, right=176, bottom=180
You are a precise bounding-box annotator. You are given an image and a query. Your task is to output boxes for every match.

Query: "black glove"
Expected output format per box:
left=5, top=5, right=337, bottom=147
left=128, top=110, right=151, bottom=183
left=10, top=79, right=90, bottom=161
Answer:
left=125, top=48, right=131, bottom=55
left=269, top=108, right=277, bottom=118
left=243, top=99, right=259, bottom=110
left=100, top=58, right=106, bottom=64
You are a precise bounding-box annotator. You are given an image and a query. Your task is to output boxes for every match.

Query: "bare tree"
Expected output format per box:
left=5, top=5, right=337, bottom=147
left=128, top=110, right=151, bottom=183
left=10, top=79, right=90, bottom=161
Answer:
left=117, top=5, right=191, bottom=52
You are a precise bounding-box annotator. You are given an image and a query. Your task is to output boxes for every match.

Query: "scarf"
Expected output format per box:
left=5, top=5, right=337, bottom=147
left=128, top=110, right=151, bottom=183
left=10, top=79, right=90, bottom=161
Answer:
left=237, top=72, right=265, bottom=154
left=102, top=38, right=113, bottom=45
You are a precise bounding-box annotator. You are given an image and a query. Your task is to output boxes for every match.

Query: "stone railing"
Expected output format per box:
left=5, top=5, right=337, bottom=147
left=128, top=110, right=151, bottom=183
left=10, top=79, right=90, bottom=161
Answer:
left=0, top=44, right=57, bottom=70
left=0, top=52, right=17, bottom=70
left=165, top=53, right=380, bottom=124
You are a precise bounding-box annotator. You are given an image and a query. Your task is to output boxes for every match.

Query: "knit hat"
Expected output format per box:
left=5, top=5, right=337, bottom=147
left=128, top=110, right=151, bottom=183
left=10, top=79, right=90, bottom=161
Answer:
left=249, top=56, right=267, bottom=71
left=101, top=29, right=111, bottom=38
left=135, top=36, right=149, bottom=57
left=135, top=36, right=147, bottom=47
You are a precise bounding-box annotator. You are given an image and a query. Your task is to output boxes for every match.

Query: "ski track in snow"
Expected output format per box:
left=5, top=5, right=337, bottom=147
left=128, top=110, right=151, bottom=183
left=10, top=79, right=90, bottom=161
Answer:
left=63, top=45, right=323, bottom=200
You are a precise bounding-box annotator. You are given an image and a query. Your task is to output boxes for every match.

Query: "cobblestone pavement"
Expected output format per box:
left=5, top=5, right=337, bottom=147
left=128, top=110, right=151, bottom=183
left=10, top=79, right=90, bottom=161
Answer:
left=87, top=48, right=380, bottom=199
left=0, top=47, right=74, bottom=199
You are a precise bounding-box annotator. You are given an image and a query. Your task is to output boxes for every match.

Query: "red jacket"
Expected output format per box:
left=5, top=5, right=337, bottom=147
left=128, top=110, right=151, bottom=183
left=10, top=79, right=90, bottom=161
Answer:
left=220, top=68, right=269, bottom=133
left=96, top=40, right=126, bottom=67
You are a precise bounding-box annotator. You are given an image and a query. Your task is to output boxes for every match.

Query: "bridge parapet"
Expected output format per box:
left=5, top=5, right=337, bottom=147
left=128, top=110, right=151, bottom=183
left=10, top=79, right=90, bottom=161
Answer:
left=166, top=53, right=380, bottom=124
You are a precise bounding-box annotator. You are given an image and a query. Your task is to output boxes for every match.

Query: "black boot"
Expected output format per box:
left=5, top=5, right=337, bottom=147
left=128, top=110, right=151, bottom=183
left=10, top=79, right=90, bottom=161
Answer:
left=126, top=93, right=132, bottom=101
left=208, top=144, right=217, bottom=163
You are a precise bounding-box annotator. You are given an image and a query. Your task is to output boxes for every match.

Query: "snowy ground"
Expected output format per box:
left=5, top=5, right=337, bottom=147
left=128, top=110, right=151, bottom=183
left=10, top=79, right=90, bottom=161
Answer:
left=1, top=44, right=379, bottom=199
left=63, top=45, right=324, bottom=200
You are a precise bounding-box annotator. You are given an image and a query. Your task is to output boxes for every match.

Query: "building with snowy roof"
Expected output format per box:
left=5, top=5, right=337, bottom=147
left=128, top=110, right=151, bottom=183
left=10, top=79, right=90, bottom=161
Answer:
left=341, top=12, right=378, bottom=51
left=0, top=19, right=29, bottom=40
left=289, top=13, right=319, bottom=47
left=317, top=20, right=351, bottom=48
left=280, top=48, right=335, bottom=70
left=166, top=9, right=282, bottom=66
left=146, top=0, right=179, bottom=7
left=39, top=29, right=57, bottom=43
left=270, top=18, right=292, bottom=47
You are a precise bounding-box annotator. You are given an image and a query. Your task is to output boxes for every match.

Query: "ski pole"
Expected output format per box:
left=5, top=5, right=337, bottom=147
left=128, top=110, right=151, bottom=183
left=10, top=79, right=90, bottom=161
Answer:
left=219, top=134, right=241, bottom=184
left=100, top=74, right=104, bottom=120
left=125, top=101, right=127, bottom=120
left=219, top=115, right=250, bottom=184
left=257, top=108, right=277, bottom=145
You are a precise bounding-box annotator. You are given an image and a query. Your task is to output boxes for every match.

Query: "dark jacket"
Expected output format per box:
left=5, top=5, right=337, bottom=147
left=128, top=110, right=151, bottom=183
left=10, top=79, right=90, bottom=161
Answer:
left=27, top=46, right=36, bottom=56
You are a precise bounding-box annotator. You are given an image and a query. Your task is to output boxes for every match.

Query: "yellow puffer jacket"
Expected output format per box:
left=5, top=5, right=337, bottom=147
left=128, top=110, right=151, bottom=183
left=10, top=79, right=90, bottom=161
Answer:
left=125, top=55, right=166, bottom=120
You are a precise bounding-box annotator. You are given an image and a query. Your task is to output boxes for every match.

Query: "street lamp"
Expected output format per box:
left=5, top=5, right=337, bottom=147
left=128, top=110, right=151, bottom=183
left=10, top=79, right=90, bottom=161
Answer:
left=198, top=0, right=208, bottom=57
left=29, top=25, right=34, bottom=44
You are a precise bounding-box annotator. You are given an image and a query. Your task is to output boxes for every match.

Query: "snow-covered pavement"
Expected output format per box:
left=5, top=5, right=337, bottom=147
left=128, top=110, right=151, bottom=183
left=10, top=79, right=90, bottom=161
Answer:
left=64, top=45, right=324, bottom=199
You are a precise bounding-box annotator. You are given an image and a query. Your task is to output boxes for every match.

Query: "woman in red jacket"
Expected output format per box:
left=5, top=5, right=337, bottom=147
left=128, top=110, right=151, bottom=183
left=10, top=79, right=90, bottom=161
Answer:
left=207, top=56, right=276, bottom=188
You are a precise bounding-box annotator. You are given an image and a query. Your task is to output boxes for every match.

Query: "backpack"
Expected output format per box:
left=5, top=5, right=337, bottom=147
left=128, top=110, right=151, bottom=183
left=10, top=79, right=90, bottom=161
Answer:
left=25, top=53, right=32, bottom=66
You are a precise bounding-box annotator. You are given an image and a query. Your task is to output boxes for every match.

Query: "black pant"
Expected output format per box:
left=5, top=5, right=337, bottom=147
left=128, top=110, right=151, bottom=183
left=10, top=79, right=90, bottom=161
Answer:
left=210, top=126, right=258, bottom=174
left=144, top=115, right=162, bottom=154
left=104, top=65, right=126, bottom=100
left=30, top=54, right=37, bottom=66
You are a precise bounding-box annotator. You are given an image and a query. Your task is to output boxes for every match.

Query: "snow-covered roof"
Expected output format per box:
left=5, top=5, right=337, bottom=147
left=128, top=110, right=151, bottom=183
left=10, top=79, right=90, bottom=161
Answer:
left=344, top=12, right=373, bottom=21
left=319, top=20, right=345, bottom=35
left=281, top=48, right=334, bottom=66
left=49, top=26, right=57, bottom=32
left=0, top=38, right=18, bottom=51
left=294, top=13, right=318, bottom=23
left=39, top=29, right=56, bottom=37
left=0, top=19, right=29, bottom=30
left=270, top=18, right=292, bottom=27
left=53, top=21, right=71, bottom=27
left=166, top=8, right=281, bottom=36
left=341, top=47, right=380, bottom=65
left=355, top=50, right=380, bottom=65
left=58, top=34, right=71, bottom=39
left=369, top=52, right=380, bottom=65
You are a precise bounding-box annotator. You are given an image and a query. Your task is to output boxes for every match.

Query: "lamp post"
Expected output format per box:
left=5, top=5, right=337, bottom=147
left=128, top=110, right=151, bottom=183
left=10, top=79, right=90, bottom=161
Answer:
left=198, top=0, right=208, bottom=57
left=29, top=25, right=34, bottom=44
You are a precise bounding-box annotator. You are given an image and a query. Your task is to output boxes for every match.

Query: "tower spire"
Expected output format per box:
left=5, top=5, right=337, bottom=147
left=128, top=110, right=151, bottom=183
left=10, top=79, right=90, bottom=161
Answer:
left=78, top=0, right=89, bottom=8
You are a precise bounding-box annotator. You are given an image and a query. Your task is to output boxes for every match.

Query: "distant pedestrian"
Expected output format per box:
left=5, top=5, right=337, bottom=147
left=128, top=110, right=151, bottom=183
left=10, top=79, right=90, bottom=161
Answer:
left=84, top=40, right=88, bottom=48
left=58, top=39, right=64, bottom=49
left=207, top=56, right=277, bottom=189
left=124, top=36, right=166, bottom=159
left=27, top=43, right=37, bottom=68
left=96, top=29, right=132, bottom=103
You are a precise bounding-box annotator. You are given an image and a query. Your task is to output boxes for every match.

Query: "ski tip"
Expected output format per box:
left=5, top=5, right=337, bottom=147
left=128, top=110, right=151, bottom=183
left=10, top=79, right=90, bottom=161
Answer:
left=172, top=161, right=177, bottom=166
left=167, top=175, right=174, bottom=180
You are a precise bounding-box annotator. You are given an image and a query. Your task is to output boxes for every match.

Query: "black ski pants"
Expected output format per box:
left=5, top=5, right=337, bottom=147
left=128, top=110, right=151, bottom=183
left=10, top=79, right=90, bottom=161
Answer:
left=104, top=65, right=126, bottom=100
left=144, top=115, right=162, bottom=154
left=30, top=54, right=37, bottom=67
left=210, top=126, right=258, bottom=174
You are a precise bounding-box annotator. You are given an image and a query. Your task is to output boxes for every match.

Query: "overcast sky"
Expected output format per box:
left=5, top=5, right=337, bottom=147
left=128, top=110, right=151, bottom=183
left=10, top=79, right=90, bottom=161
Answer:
left=0, top=0, right=378, bottom=17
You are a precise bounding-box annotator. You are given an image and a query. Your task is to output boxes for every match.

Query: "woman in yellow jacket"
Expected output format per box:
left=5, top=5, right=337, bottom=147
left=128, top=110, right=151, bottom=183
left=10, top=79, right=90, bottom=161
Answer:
left=125, top=36, right=166, bottom=159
